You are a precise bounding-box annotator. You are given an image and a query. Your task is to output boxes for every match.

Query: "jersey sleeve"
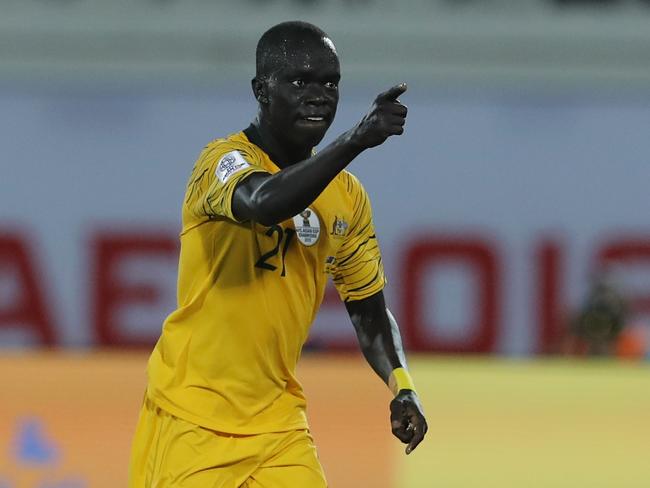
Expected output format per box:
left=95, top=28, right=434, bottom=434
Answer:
left=184, top=144, right=268, bottom=223
left=331, top=174, right=387, bottom=302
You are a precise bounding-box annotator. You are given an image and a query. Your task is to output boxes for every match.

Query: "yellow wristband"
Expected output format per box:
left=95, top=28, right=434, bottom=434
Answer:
left=389, top=367, right=416, bottom=396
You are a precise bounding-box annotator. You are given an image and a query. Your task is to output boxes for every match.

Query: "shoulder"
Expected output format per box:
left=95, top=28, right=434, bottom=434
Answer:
left=189, top=132, right=267, bottom=187
left=198, top=132, right=264, bottom=170
left=335, top=170, right=372, bottom=210
left=336, top=170, right=367, bottom=197
left=332, top=171, right=374, bottom=226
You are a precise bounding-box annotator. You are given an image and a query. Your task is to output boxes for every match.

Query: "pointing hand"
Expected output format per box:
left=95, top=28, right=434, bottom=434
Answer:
left=351, top=83, right=408, bottom=149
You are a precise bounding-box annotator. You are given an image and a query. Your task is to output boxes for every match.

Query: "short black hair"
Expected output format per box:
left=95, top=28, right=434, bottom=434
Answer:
left=256, top=21, right=334, bottom=79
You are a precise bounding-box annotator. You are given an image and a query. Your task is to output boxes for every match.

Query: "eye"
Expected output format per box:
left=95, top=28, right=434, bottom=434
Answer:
left=324, top=81, right=338, bottom=89
left=291, top=79, right=305, bottom=88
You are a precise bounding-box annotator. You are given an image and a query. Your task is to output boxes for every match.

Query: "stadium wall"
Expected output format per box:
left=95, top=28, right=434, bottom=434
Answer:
left=1, top=87, right=649, bottom=354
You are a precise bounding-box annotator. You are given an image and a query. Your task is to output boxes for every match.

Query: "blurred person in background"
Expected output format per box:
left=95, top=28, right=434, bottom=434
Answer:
left=128, top=20, right=427, bottom=487
left=566, top=272, right=628, bottom=356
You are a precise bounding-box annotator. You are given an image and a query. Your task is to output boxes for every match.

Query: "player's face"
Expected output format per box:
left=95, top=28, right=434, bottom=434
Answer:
left=264, top=40, right=340, bottom=149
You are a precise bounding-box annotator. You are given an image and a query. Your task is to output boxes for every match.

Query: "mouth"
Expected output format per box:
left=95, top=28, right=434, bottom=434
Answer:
left=296, top=115, right=330, bottom=127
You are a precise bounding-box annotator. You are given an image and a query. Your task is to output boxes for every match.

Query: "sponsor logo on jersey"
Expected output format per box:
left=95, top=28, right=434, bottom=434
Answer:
left=330, top=216, right=349, bottom=238
left=215, top=151, right=250, bottom=183
left=292, top=208, right=320, bottom=246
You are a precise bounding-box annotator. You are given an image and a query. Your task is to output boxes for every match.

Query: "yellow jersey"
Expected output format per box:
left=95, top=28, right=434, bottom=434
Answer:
left=146, top=130, right=385, bottom=434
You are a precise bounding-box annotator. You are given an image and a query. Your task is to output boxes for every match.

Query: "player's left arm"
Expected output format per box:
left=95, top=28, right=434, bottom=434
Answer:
left=345, top=290, right=428, bottom=454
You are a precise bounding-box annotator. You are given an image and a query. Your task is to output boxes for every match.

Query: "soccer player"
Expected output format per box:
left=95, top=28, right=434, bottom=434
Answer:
left=129, top=20, right=427, bottom=487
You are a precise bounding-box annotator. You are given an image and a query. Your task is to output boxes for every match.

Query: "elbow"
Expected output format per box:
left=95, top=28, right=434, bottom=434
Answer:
left=248, top=190, right=285, bottom=226
left=252, top=211, right=279, bottom=227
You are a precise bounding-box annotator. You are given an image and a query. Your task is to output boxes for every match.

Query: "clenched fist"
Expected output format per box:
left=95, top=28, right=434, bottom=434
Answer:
left=351, top=83, right=408, bottom=149
left=390, top=389, right=427, bottom=455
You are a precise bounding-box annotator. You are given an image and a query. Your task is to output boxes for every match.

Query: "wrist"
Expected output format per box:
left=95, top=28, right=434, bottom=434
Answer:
left=388, top=367, right=417, bottom=397
left=339, top=127, right=367, bottom=154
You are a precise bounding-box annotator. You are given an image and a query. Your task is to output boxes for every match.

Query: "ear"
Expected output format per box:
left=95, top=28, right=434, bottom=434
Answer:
left=251, top=77, right=269, bottom=104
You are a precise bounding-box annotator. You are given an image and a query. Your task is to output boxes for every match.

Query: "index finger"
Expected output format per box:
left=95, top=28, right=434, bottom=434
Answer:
left=376, top=83, right=407, bottom=102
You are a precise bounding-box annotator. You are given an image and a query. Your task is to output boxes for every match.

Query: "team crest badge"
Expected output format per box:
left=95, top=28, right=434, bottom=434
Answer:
left=293, top=208, right=320, bottom=246
left=331, top=216, right=349, bottom=238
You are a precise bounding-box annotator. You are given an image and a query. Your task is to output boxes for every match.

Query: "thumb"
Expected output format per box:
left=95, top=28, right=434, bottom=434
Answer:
left=375, top=83, right=407, bottom=102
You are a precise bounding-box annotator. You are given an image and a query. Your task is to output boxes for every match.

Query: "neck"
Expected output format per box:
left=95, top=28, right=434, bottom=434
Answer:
left=247, top=117, right=312, bottom=169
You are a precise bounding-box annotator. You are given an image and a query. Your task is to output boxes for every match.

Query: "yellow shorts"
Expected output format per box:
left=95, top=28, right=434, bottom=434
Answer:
left=128, top=396, right=327, bottom=488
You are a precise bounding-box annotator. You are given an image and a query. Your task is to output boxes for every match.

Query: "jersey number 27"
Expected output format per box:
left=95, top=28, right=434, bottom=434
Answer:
left=255, top=225, right=296, bottom=277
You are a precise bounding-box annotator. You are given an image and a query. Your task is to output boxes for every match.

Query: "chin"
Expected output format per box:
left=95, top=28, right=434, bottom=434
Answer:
left=292, top=125, right=330, bottom=148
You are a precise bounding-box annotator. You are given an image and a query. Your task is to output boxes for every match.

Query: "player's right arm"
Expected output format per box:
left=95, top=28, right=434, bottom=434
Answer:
left=232, top=83, right=408, bottom=225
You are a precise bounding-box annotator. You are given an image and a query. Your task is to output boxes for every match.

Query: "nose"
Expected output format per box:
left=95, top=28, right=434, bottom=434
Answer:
left=304, top=83, right=329, bottom=106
